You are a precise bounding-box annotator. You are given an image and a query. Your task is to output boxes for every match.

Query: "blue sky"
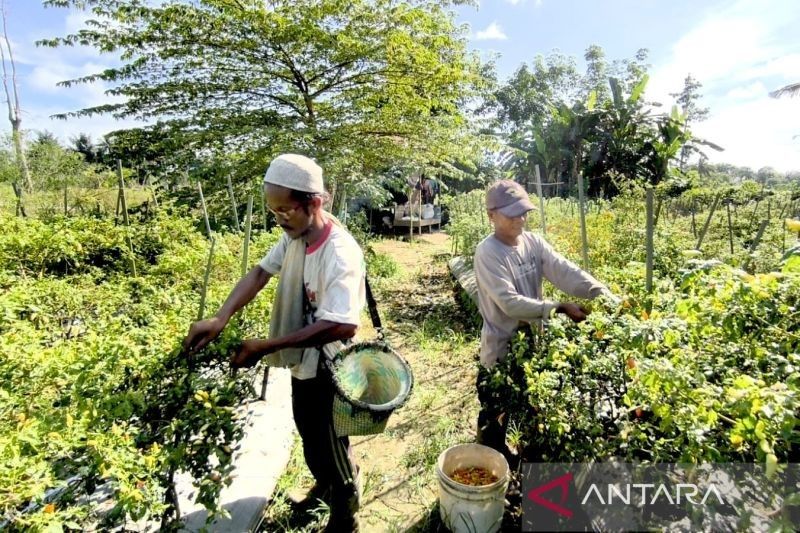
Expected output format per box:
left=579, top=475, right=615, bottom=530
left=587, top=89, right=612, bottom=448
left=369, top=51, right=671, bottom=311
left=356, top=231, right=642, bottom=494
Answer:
left=2, top=0, right=799, bottom=172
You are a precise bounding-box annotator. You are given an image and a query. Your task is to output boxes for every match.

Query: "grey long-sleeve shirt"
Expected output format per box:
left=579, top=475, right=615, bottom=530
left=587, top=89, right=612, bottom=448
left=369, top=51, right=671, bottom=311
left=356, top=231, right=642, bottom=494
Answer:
left=473, top=231, right=609, bottom=367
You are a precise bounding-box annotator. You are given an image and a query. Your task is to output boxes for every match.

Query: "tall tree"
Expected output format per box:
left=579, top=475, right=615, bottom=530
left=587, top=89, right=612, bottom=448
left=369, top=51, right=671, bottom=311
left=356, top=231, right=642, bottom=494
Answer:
left=582, top=45, right=610, bottom=103
left=41, top=0, right=490, bottom=197
left=487, top=51, right=580, bottom=135
left=0, top=0, right=32, bottom=192
left=670, top=74, right=709, bottom=169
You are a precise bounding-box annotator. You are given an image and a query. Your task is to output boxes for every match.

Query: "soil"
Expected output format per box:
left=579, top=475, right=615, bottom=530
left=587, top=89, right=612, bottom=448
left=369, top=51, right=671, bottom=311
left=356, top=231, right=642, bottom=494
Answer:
left=353, top=231, right=480, bottom=532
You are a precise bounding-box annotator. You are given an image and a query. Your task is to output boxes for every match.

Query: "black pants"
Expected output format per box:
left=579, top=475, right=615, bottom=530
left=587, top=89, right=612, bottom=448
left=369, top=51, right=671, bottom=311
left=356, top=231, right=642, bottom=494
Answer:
left=291, top=371, right=359, bottom=517
left=476, top=364, right=512, bottom=455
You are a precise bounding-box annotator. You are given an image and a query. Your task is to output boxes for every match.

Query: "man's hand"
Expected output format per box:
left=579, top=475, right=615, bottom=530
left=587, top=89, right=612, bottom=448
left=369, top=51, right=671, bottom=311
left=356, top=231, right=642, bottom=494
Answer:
left=556, top=302, right=590, bottom=323
left=182, top=316, right=226, bottom=356
left=230, top=339, right=272, bottom=368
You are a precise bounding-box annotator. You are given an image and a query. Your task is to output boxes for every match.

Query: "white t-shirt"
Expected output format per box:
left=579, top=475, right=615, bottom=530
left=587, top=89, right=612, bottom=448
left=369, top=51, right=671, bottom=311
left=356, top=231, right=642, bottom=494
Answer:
left=259, top=221, right=366, bottom=379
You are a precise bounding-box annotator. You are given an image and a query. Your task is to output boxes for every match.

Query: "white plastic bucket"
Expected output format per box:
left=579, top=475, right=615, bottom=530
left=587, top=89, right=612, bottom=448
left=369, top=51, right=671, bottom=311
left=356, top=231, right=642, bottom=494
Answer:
left=436, top=443, right=509, bottom=533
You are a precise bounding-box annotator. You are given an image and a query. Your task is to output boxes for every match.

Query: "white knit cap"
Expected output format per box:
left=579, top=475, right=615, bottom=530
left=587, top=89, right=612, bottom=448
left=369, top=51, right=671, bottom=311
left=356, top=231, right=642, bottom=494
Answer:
left=263, top=154, right=324, bottom=194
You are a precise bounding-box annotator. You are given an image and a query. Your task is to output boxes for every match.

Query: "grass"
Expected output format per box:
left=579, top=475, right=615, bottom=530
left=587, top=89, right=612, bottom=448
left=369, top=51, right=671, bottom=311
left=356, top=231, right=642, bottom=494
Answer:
left=0, top=183, right=153, bottom=218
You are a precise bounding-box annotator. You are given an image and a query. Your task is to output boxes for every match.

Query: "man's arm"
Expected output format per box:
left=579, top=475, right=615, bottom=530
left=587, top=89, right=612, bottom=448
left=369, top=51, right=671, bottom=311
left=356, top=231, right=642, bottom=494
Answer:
left=537, top=238, right=613, bottom=300
left=216, top=265, right=272, bottom=323
left=183, top=265, right=272, bottom=355
left=231, top=319, right=356, bottom=367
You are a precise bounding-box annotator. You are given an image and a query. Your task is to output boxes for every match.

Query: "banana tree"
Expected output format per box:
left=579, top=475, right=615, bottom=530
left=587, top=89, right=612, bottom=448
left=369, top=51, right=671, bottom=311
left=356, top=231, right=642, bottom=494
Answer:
left=586, top=75, right=651, bottom=197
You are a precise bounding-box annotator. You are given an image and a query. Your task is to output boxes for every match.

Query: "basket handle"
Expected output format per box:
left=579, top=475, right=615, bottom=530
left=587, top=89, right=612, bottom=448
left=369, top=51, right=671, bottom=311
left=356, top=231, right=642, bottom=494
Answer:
left=365, top=276, right=383, bottom=341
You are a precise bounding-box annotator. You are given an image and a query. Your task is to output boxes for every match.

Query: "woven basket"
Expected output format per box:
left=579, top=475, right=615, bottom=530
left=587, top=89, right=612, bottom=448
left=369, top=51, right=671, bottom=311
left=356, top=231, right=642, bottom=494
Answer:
left=325, top=341, right=413, bottom=437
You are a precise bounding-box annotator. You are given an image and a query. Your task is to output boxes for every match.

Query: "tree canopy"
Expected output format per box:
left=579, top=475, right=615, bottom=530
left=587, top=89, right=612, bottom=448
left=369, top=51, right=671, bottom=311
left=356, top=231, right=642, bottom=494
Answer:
left=42, top=0, right=491, bottom=191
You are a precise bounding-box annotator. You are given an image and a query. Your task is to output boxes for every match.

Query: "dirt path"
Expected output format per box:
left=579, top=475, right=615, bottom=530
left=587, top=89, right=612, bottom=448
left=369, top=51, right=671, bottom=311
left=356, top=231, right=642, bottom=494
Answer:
left=260, top=231, right=481, bottom=532
left=354, top=233, right=479, bottom=532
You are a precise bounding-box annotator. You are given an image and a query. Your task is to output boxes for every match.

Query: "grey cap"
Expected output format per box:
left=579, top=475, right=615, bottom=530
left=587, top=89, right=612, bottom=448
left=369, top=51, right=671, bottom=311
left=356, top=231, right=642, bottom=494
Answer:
left=263, top=154, right=325, bottom=194
left=486, top=180, right=535, bottom=217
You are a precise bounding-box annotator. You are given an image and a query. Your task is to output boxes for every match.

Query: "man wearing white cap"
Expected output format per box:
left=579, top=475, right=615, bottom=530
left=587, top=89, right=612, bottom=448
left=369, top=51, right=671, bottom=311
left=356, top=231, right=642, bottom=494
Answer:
left=183, top=154, right=365, bottom=531
left=474, top=179, right=618, bottom=459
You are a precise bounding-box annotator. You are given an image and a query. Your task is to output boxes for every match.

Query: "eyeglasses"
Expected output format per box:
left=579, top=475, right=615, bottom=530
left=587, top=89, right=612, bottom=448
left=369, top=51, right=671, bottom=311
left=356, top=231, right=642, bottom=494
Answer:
left=267, top=204, right=302, bottom=219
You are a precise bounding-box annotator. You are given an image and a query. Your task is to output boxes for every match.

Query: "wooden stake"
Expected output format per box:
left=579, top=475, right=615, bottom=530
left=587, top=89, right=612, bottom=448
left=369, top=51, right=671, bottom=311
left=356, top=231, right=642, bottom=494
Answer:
left=197, top=238, right=216, bottom=321
left=645, top=188, right=654, bottom=294
left=241, top=195, right=253, bottom=278
left=261, top=189, right=268, bottom=232
left=227, top=174, right=240, bottom=231
left=576, top=172, right=589, bottom=270
left=744, top=219, right=769, bottom=272
left=535, top=165, right=546, bottom=236
left=726, top=202, right=734, bottom=255
left=695, top=194, right=720, bottom=251
left=198, top=182, right=212, bottom=239
left=117, top=160, right=136, bottom=277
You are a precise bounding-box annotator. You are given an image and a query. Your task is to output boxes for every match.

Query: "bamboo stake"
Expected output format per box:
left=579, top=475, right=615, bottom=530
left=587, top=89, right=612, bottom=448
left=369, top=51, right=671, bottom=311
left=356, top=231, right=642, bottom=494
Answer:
left=534, top=165, right=546, bottom=236
left=198, top=182, right=212, bottom=239
left=241, top=195, right=253, bottom=278
left=653, top=197, right=663, bottom=226
left=691, top=200, right=696, bottom=238
left=744, top=219, right=769, bottom=272
left=726, top=202, right=734, bottom=255
left=261, top=189, right=268, bottom=232
left=150, top=185, right=159, bottom=211
left=577, top=172, right=589, bottom=270
left=782, top=218, right=786, bottom=254
left=645, top=188, right=654, bottom=294
left=695, top=194, right=720, bottom=251
left=63, top=184, right=68, bottom=216
left=117, top=160, right=136, bottom=277
left=226, top=174, right=240, bottom=231
left=197, top=238, right=216, bottom=321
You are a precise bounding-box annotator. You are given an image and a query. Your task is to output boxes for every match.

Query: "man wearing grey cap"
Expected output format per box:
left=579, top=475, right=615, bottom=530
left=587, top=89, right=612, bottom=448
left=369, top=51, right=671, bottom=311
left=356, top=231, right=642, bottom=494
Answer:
left=474, top=179, right=617, bottom=458
left=183, top=154, right=365, bottom=531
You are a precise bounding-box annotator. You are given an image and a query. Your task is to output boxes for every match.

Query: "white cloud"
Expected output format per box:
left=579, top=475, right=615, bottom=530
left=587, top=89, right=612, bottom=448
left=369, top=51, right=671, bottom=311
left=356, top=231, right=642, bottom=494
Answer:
left=475, top=22, right=508, bottom=41
left=647, top=0, right=800, bottom=171
left=18, top=103, right=143, bottom=145
left=503, top=0, right=542, bottom=5
left=694, top=97, right=800, bottom=173
left=724, top=81, right=768, bottom=101
left=1, top=6, right=127, bottom=144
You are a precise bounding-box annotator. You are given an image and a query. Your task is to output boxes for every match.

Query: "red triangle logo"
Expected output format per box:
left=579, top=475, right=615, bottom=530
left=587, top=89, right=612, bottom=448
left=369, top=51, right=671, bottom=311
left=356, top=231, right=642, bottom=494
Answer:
left=527, top=472, right=574, bottom=518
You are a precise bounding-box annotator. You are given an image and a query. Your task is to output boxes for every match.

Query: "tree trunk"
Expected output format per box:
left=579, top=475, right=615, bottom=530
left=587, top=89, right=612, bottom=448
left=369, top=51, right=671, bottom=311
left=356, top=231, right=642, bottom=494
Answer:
left=11, top=180, right=25, bottom=217
left=1, top=7, right=32, bottom=191
left=11, top=123, right=32, bottom=190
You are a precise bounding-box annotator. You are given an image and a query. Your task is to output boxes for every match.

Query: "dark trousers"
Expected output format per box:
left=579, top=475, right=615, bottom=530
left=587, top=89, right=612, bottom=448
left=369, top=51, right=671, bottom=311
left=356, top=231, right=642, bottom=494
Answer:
left=476, top=365, right=512, bottom=455
left=291, top=372, right=359, bottom=517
